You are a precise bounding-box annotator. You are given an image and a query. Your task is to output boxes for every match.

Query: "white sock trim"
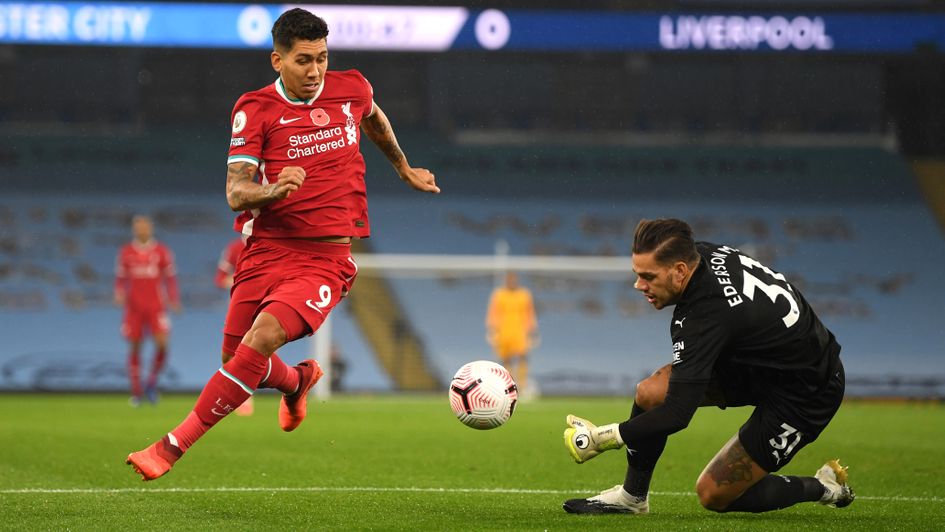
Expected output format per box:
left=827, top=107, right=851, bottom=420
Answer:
left=219, top=368, right=254, bottom=395
left=259, top=358, right=272, bottom=386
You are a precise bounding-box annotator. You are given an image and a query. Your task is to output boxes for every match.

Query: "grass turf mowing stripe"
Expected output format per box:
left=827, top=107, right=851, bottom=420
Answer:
left=1, top=486, right=942, bottom=503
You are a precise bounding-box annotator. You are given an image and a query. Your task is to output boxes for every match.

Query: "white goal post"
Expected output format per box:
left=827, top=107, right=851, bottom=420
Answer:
left=352, top=253, right=633, bottom=277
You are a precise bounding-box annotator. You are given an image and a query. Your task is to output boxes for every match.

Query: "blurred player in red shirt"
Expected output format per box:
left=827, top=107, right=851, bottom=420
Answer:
left=214, top=236, right=247, bottom=291
left=127, top=8, right=439, bottom=480
left=114, top=215, right=181, bottom=406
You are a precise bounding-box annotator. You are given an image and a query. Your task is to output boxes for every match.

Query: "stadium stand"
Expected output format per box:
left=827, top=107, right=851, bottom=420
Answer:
left=1, top=141, right=943, bottom=397
left=334, top=143, right=945, bottom=397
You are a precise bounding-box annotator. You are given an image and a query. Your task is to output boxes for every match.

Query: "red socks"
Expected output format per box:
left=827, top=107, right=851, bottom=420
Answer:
left=169, top=343, right=269, bottom=452
left=258, top=353, right=301, bottom=395
left=128, top=346, right=142, bottom=398
left=146, top=348, right=167, bottom=389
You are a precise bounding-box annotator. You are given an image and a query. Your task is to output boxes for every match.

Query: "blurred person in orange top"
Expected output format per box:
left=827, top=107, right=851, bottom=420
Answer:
left=486, top=271, right=539, bottom=394
left=114, top=215, right=181, bottom=406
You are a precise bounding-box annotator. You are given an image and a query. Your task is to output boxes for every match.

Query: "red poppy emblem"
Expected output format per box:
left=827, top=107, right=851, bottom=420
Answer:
left=310, top=108, right=330, bottom=127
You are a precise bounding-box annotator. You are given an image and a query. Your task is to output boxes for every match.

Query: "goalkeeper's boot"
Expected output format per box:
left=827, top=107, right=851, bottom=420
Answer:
left=816, top=459, right=855, bottom=508
left=126, top=434, right=182, bottom=481
left=563, top=485, right=649, bottom=514
left=279, top=359, right=324, bottom=432
left=563, top=414, right=624, bottom=464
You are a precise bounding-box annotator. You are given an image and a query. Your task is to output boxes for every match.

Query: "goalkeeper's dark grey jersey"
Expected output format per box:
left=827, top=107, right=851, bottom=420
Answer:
left=668, top=242, right=840, bottom=396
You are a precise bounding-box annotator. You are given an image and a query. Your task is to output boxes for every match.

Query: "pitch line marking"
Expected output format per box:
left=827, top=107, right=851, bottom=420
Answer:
left=0, top=486, right=941, bottom=503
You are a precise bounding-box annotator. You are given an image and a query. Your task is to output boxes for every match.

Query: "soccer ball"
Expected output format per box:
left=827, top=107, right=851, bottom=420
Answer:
left=449, top=360, right=518, bottom=430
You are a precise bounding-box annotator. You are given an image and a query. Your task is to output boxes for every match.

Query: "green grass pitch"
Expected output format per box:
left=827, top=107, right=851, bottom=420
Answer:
left=1, top=393, right=943, bottom=530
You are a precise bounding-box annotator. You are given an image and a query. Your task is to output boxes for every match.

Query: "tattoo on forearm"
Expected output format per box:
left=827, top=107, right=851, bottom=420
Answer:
left=363, top=112, right=406, bottom=167
left=378, top=138, right=405, bottom=167
left=708, top=441, right=755, bottom=487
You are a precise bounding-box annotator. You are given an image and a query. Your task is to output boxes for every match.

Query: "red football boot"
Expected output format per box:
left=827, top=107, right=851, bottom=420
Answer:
left=126, top=435, right=183, bottom=481
left=279, top=359, right=324, bottom=432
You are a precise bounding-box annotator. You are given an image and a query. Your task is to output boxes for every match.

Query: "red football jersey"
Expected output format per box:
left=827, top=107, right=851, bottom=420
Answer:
left=114, top=240, right=179, bottom=311
left=227, top=70, right=375, bottom=239
left=215, top=237, right=246, bottom=289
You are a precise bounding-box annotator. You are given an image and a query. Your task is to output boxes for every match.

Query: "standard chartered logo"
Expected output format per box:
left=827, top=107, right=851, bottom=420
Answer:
left=238, top=5, right=272, bottom=47
left=659, top=15, right=834, bottom=51
left=286, top=127, right=344, bottom=159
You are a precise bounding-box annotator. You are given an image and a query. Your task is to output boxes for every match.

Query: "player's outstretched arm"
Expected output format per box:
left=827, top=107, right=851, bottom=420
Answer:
left=361, top=101, right=440, bottom=194
left=226, top=162, right=306, bottom=211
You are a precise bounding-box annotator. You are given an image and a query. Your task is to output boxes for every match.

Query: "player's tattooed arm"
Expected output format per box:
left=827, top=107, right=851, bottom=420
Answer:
left=706, top=439, right=756, bottom=487
left=225, top=162, right=305, bottom=211
left=361, top=101, right=440, bottom=193
left=361, top=103, right=407, bottom=171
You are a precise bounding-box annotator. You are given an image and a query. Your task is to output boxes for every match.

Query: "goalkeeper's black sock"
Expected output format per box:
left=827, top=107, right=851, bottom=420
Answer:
left=621, top=402, right=667, bottom=500
left=720, top=475, right=825, bottom=513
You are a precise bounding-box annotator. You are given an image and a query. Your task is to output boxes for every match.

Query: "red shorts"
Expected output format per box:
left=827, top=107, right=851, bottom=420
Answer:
left=223, top=238, right=358, bottom=343
left=121, top=307, right=170, bottom=341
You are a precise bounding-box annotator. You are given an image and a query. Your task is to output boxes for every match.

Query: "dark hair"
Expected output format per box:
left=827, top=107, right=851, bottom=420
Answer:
left=271, top=8, right=329, bottom=51
left=632, top=218, right=700, bottom=266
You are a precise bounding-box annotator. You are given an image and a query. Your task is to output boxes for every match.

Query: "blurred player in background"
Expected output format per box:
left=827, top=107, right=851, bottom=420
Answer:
left=214, top=235, right=254, bottom=416
left=562, top=218, right=853, bottom=516
left=127, top=7, right=439, bottom=480
left=486, top=271, right=538, bottom=395
left=114, top=215, right=181, bottom=406
left=214, top=235, right=247, bottom=290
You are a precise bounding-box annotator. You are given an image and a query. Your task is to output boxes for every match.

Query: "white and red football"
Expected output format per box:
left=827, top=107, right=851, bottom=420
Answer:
left=448, top=360, right=518, bottom=430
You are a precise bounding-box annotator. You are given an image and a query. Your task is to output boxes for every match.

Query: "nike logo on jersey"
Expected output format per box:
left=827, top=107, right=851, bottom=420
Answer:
left=279, top=116, right=302, bottom=125
left=305, top=300, right=325, bottom=314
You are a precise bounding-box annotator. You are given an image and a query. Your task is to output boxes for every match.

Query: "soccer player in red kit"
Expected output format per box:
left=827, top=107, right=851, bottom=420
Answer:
left=126, top=8, right=439, bottom=480
left=114, top=215, right=181, bottom=406
left=214, top=236, right=246, bottom=290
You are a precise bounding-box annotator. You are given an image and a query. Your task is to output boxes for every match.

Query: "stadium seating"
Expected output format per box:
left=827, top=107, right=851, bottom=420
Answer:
left=1, top=144, right=942, bottom=396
